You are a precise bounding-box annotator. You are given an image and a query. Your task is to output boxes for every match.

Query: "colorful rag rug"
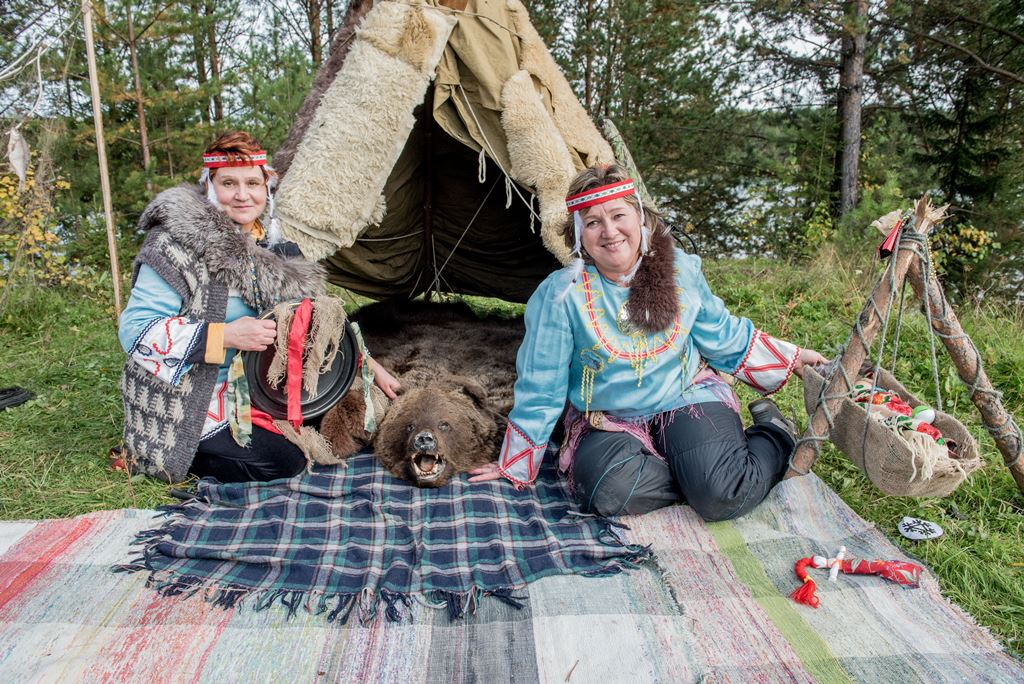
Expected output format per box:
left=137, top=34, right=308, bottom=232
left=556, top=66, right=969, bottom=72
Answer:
left=0, top=473, right=1021, bottom=681
left=114, top=453, right=650, bottom=621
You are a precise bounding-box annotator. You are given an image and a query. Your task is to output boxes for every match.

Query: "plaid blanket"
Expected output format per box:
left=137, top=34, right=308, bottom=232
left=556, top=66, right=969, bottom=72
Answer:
left=116, top=452, right=650, bottom=622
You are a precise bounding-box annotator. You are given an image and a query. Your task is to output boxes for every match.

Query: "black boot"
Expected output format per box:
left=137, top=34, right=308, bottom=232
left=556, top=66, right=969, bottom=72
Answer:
left=748, top=399, right=798, bottom=441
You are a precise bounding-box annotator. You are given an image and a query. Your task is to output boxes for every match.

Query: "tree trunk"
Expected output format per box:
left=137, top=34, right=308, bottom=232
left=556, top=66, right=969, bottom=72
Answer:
left=583, top=0, right=594, bottom=112
left=190, top=0, right=210, bottom=125
left=125, top=3, right=151, bottom=172
left=308, top=0, right=323, bottom=67
left=205, top=1, right=223, bottom=122
left=601, top=0, right=616, bottom=119
left=836, top=0, right=867, bottom=215
left=326, top=0, right=334, bottom=42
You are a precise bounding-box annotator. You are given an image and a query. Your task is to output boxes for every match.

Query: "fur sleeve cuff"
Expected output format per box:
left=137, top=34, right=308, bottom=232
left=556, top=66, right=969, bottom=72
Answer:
left=734, top=330, right=800, bottom=396
left=498, top=421, right=545, bottom=487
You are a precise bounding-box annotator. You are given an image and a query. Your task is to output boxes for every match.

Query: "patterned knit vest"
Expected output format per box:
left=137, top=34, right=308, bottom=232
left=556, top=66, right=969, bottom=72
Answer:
left=121, top=185, right=324, bottom=483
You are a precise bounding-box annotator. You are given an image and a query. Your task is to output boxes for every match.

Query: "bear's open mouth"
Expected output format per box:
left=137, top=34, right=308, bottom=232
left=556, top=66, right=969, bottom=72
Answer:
left=411, top=452, right=446, bottom=481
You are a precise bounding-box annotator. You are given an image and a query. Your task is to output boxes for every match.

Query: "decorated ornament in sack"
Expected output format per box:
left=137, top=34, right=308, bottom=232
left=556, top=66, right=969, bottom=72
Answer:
left=790, top=545, right=923, bottom=608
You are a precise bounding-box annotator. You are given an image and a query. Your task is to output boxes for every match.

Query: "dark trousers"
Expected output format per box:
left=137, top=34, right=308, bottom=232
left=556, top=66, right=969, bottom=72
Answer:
left=571, top=401, right=794, bottom=521
left=191, top=426, right=307, bottom=483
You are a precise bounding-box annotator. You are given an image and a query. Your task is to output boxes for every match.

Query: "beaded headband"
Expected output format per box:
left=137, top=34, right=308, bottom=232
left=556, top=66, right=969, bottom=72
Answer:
left=565, top=179, right=636, bottom=212
left=202, top=151, right=268, bottom=169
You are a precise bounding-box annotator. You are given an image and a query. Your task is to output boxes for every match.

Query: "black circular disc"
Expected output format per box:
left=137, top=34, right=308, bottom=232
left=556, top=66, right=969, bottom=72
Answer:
left=243, top=308, right=359, bottom=421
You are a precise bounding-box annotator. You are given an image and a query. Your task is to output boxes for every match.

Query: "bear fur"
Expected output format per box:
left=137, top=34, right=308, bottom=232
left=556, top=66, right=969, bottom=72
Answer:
left=319, top=300, right=523, bottom=487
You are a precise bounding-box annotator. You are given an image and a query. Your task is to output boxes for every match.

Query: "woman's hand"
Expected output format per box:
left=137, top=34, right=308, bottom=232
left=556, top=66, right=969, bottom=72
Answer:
left=369, top=358, right=401, bottom=400
left=793, top=348, right=829, bottom=378
left=223, top=316, right=276, bottom=351
left=467, top=461, right=505, bottom=483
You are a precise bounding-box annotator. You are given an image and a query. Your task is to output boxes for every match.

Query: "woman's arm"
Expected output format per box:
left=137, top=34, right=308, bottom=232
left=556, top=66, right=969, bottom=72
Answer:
left=119, top=266, right=277, bottom=384
left=119, top=266, right=213, bottom=384
left=470, top=277, right=574, bottom=486
left=687, top=255, right=811, bottom=395
left=368, top=357, right=401, bottom=400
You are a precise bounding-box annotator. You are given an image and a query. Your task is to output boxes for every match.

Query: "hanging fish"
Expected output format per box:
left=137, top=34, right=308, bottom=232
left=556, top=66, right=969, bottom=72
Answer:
left=6, top=129, right=29, bottom=192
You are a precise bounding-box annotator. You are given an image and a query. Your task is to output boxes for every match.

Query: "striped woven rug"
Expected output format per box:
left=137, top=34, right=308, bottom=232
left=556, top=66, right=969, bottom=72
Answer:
left=0, top=472, right=1019, bottom=682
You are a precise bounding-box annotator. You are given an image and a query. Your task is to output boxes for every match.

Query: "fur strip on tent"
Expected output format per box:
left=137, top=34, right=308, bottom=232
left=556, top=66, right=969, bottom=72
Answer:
left=506, top=0, right=614, bottom=168
left=274, top=2, right=457, bottom=260
left=501, top=70, right=577, bottom=265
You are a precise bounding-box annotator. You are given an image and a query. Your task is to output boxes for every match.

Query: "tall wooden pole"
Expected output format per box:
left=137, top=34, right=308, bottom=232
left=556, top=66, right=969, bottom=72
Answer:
left=905, top=261, right=1024, bottom=492
left=82, top=0, right=122, bottom=318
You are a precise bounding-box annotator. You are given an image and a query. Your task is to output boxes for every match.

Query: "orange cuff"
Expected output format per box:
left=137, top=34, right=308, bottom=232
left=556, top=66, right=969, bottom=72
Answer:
left=205, top=322, right=226, bottom=365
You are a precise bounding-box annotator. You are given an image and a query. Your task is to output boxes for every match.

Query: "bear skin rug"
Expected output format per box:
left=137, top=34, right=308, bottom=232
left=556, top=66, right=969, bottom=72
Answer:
left=320, top=300, right=523, bottom=488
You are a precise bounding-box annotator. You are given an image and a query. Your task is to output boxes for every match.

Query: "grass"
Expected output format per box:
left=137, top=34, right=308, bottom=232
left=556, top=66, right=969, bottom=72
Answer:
left=1, top=251, right=1022, bottom=657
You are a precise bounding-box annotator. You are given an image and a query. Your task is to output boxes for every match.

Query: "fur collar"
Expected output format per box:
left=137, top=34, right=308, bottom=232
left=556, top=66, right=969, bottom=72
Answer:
left=138, top=184, right=325, bottom=310
left=626, top=229, right=678, bottom=334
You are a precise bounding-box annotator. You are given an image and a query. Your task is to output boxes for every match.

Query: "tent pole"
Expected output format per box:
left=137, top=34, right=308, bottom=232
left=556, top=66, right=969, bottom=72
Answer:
left=82, top=0, right=122, bottom=319
left=423, top=100, right=437, bottom=301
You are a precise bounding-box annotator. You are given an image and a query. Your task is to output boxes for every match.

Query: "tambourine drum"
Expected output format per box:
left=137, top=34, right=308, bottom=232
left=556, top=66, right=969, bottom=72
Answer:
left=243, top=304, right=359, bottom=420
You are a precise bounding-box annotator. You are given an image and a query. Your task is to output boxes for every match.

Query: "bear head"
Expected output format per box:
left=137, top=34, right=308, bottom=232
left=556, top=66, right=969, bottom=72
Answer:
left=373, top=375, right=499, bottom=488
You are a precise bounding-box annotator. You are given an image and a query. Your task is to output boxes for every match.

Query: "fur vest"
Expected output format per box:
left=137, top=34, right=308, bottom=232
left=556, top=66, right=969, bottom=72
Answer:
left=121, top=185, right=325, bottom=482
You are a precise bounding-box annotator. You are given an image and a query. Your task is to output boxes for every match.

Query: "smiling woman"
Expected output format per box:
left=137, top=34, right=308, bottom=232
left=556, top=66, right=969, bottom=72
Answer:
left=469, top=163, right=828, bottom=524
left=115, top=131, right=400, bottom=484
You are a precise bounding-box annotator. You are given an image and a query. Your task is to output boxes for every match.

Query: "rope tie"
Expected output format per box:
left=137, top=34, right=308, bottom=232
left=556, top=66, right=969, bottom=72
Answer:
left=458, top=84, right=543, bottom=223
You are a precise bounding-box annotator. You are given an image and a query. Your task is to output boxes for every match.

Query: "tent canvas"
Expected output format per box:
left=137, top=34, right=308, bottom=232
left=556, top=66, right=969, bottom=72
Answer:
left=272, top=0, right=617, bottom=302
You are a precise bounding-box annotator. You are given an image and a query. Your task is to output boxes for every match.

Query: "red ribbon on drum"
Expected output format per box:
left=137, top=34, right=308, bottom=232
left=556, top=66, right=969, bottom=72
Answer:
left=286, top=298, right=314, bottom=430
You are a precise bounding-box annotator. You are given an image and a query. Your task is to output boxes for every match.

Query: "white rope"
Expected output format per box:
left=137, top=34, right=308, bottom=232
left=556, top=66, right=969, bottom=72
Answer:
left=477, top=148, right=486, bottom=183
left=457, top=83, right=543, bottom=223
left=505, top=176, right=512, bottom=208
left=427, top=176, right=500, bottom=293
left=357, top=230, right=425, bottom=242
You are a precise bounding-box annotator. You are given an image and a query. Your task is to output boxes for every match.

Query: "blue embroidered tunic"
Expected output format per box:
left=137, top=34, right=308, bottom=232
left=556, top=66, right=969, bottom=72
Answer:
left=498, top=249, right=800, bottom=487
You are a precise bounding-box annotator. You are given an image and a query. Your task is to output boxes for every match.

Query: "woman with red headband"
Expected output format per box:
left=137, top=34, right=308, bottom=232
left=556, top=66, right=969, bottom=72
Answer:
left=118, top=131, right=400, bottom=483
left=469, top=163, right=825, bottom=521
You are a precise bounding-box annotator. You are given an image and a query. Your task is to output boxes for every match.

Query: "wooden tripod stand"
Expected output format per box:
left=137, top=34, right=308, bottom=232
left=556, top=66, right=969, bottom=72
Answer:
left=785, top=197, right=1024, bottom=493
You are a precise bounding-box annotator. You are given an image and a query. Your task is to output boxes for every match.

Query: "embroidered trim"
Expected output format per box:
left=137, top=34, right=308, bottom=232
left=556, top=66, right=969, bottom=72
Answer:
left=498, top=466, right=530, bottom=491
left=734, top=330, right=799, bottom=396
left=499, top=422, right=545, bottom=484
left=565, top=179, right=636, bottom=212
left=762, top=346, right=800, bottom=398
left=581, top=271, right=680, bottom=361
left=202, top=151, right=267, bottom=168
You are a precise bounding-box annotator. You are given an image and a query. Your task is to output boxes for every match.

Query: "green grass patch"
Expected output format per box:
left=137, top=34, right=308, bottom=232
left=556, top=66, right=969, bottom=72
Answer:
left=0, top=252, right=1022, bottom=656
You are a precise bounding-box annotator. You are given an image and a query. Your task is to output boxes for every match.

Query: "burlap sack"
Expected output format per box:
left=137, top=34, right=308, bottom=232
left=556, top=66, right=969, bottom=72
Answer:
left=803, top=366, right=981, bottom=497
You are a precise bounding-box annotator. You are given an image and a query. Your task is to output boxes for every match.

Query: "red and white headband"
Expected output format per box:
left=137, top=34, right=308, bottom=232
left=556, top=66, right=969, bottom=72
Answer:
left=565, top=179, right=637, bottom=213
left=565, top=177, right=648, bottom=261
left=202, top=151, right=268, bottom=169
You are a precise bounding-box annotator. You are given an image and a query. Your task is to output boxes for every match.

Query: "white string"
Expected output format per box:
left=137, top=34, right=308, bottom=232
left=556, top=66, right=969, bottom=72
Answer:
left=357, top=230, right=425, bottom=242
left=265, top=176, right=281, bottom=244
left=199, top=168, right=221, bottom=208
left=458, top=84, right=543, bottom=222
left=529, top=194, right=536, bottom=233
left=427, top=176, right=501, bottom=293
left=477, top=148, right=486, bottom=183
left=505, top=176, right=512, bottom=208
left=572, top=210, right=584, bottom=256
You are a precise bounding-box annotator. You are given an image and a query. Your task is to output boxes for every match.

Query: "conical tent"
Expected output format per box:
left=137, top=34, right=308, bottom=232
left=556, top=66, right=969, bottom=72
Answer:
left=273, top=0, right=616, bottom=302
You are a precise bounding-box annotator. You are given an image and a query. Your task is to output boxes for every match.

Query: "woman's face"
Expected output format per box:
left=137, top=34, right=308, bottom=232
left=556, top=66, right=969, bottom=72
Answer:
left=211, top=166, right=267, bottom=227
left=580, top=198, right=642, bottom=279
